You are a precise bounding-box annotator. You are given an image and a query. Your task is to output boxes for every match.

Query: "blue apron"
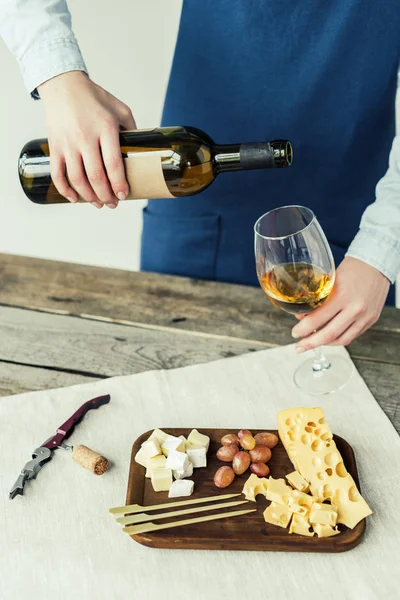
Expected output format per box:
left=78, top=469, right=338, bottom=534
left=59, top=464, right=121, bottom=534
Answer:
left=141, top=0, right=399, bottom=304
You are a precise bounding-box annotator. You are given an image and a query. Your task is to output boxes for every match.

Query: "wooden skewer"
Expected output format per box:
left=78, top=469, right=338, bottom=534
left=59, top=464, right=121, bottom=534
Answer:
left=116, top=500, right=249, bottom=525
left=123, top=508, right=257, bottom=535
left=109, top=493, right=240, bottom=515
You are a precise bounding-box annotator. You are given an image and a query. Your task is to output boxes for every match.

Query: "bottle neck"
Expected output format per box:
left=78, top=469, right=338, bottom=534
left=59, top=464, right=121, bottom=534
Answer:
left=213, top=145, right=241, bottom=173
left=213, top=140, right=292, bottom=173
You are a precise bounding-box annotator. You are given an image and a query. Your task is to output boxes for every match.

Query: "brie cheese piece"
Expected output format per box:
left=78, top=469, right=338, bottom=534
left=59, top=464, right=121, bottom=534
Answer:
left=173, top=461, right=194, bottom=480
left=135, top=438, right=161, bottom=468
left=145, top=454, right=167, bottom=478
left=168, top=479, right=194, bottom=498
left=161, top=435, right=186, bottom=457
left=151, top=468, right=173, bottom=492
left=187, top=429, right=210, bottom=451
left=186, top=444, right=207, bottom=468
left=166, top=450, right=190, bottom=472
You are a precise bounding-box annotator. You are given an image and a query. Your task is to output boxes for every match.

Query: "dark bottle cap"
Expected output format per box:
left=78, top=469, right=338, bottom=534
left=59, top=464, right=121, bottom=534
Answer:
left=240, top=140, right=292, bottom=169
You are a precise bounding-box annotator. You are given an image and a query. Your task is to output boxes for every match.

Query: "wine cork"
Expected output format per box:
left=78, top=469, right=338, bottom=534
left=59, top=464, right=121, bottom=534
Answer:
left=72, top=445, right=109, bottom=476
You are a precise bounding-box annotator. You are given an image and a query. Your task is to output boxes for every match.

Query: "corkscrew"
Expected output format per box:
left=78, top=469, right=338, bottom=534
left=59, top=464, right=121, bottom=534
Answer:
left=9, top=394, right=111, bottom=499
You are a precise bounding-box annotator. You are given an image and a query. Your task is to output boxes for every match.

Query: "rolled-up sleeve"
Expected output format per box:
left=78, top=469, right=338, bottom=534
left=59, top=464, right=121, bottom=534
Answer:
left=346, top=135, right=400, bottom=283
left=0, top=0, right=88, bottom=97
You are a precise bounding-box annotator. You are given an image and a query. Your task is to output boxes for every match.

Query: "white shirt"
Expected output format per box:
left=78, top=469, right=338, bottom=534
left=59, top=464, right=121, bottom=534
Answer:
left=1, top=0, right=400, bottom=283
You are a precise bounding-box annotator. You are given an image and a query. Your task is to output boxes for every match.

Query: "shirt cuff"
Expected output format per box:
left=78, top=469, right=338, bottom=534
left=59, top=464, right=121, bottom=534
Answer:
left=346, top=228, right=400, bottom=283
left=19, top=37, right=88, bottom=98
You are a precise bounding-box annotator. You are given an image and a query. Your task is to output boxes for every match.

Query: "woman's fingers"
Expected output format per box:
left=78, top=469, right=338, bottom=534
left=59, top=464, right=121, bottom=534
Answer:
left=101, top=126, right=129, bottom=200
left=295, top=308, right=358, bottom=352
left=82, top=143, right=119, bottom=208
left=65, top=154, right=102, bottom=208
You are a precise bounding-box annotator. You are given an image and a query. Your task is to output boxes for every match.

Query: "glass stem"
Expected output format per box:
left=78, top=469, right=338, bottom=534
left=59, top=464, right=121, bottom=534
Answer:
left=312, top=345, right=331, bottom=372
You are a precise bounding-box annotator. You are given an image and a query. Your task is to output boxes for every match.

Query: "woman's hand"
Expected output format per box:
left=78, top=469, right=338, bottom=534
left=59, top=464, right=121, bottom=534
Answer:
left=38, top=71, right=136, bottom=209
left=291, top=257, right=390, bottom=351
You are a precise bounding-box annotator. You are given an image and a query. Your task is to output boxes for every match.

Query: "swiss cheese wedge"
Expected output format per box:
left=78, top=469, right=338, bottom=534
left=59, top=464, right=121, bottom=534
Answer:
left=278, top=407, right=372, bottom=529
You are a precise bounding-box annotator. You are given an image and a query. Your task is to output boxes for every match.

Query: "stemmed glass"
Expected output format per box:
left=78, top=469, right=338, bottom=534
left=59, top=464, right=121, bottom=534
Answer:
left=254, top=205, right=354, bottom=395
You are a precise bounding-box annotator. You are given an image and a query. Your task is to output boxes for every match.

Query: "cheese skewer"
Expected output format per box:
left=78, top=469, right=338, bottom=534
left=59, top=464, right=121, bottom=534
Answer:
left=109, top=493, right=240, bottom=515
left=123, top=508, right=257, bottom=535
left=117, top=500, right=249, bottom=525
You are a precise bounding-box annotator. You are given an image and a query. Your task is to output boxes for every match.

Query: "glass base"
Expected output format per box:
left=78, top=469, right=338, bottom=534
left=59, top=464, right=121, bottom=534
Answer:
left=293, top=353, right=354, bottom=396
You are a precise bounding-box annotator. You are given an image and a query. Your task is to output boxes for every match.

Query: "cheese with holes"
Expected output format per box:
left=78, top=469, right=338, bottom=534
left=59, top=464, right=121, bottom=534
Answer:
left=187, top=429, right=210, bottom=451
left=283, top=489, right=315, bottom=516
left=151, top=468, right=173, bottom=492
left=148, top=429, right=169, bottom=445
left=278, top=407, right=372, bottom=529
left=310, top=502, right=338, bottom=526
left=263, top=502, right=293, bottom=528
left=173, top=461, right=194, bottom=480
left=168, top=479, right=194, bottom=498
left=166, top=450, right=190, bottom=471
left=289, top=513, right=314, bottom=536
left=186, top=444, right=207, bottom=468
left=265, top=477, right=292, bottom=504
left=242, top=474, right=268, bottom=502
left=145, top=454, right=167, bottom=478
left=286, top=471, right=310, bottom=493
left=161, top=436, right=186, bottom=457
left=135, top=438, right=161, bottom=468
left=313, top=523, right=340, bottom=538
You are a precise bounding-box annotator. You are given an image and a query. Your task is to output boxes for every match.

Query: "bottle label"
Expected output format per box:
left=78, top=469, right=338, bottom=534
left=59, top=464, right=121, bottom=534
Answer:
left=124, top=155, right=174, bottom=199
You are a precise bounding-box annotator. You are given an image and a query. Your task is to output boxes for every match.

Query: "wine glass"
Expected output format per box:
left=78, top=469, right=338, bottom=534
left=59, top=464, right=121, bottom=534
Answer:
left=254, top=205, right=354, bottom=395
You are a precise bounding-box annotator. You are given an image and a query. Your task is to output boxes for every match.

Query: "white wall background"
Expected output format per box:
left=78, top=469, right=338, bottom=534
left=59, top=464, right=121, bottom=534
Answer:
left=0, top=0, right=399, bottom=305
left=0, top=0, right=183, bottom=271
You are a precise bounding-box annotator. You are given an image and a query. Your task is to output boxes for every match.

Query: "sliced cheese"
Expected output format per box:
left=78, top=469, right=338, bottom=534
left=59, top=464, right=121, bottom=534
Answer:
left=286, top=471, right=310, bottom=493
left=186, top=444, right=207, bottom=468
left=187, top=429, right=210, bottom=451
left=278, top=407, right=372, bottom=529
left=283, top=489, right=315, bottom=516
left=313, top=523, right=340, bottom=538
left=145, top=454, right=167, bottom=478
left=173, top=461, right=194, bottom=480
left=165, top=450, right=190, bottom=472
left=265, top=477, right=292, bottom=504
left=263, top=502, right=293, bottom=528
left=151, top=468, right=173, bottom=492
left=161, top=436, right=186, bottom=457
left=168, top=479, right=194, bottom=498
left=310, top=502, right=338, bottom=526
left=242, top=474, right=268, bottom=502
left=289, top=513, right=314, bottom=537
left=135, top=438, right=161, bottom=468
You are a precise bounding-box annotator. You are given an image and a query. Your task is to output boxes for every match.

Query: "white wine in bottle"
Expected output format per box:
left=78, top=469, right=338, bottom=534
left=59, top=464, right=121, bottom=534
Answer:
left=18, top=126, right=292, bottom=204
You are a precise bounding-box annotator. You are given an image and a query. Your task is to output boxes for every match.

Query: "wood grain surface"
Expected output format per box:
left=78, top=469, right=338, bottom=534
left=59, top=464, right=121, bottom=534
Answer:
left=0, top=254, right=398, bottom=435
left=125, top=428, right=366, bottom=552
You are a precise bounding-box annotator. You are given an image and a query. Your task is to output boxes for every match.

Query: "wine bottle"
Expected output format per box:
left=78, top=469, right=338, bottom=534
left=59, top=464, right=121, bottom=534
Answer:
left=260, top=262, right=333, bottom=315
left=18, top=126, right=292, bottom=205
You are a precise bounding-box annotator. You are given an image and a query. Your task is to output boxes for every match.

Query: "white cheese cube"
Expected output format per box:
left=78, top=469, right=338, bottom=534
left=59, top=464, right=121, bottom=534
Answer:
left=151, top=468, right=173, bottom=492
left=173, top=461, right=194, bottom=480
left=187, top=429, right=210, bottom=451
left=178, top=435, right=189, bottom=450
left=186, top=444, right=207, bottom=468
left=135, top=438, right=161, bottom=467
left=148, top=428, right=169, bottom=445
left=161, top=436, right=186, bottom=457
left=166, top=450, right=190, bottom=471
left=145, top=454, right=167, bottom=478
left=168, top=479, right=194, bottom=498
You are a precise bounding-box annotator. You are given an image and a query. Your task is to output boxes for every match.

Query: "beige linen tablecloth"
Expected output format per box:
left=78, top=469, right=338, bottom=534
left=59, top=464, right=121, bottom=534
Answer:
left=0, top=345, right=399, bottom=600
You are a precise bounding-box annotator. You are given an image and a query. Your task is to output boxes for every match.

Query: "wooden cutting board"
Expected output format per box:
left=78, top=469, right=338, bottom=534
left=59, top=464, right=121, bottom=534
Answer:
left=126, top=428, right=366, bottom=552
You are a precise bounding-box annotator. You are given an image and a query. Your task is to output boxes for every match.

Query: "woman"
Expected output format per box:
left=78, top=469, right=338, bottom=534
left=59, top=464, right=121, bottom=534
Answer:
left=1, top=0, right=399, bottom=352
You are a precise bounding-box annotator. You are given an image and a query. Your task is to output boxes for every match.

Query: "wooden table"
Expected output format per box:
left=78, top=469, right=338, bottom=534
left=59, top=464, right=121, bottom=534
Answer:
left=0, top=253, right=399, bottom=433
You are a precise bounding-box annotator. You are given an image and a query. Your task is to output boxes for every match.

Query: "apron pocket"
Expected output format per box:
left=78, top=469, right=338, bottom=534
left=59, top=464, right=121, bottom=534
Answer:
left=140, top=207, right=220, bottom=280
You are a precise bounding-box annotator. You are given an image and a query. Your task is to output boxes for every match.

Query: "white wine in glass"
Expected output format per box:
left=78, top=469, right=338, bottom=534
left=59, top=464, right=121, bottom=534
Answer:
left=254, top=205, right=354, bottom=395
